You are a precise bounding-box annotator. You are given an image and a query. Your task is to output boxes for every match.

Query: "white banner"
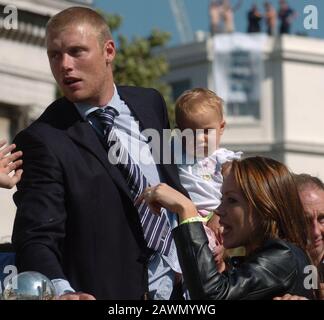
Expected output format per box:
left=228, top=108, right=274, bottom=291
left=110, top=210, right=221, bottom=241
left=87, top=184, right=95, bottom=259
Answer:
left=212, top=33, right=267, bottom=117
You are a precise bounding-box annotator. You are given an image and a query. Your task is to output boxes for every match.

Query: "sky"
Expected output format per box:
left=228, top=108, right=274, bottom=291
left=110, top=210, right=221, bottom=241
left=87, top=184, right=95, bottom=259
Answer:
left=94, top=0, right=323, bottom=46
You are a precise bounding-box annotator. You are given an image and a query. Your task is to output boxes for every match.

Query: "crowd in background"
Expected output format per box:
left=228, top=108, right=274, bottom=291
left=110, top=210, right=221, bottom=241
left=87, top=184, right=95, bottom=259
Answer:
left=209, top=0, right=297, bottom=36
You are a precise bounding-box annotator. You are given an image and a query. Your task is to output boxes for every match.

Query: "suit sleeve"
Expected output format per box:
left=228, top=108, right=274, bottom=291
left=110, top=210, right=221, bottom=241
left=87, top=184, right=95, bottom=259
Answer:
left=149, top=88, right=170, bottom=130
left=12, top=129, right=67, bottom=280
left=159, top=90, right=171, bottom=130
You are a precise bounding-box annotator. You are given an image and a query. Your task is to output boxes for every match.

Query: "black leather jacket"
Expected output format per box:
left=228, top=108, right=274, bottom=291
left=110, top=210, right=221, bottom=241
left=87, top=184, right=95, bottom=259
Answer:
left=173, top=222, right=315, bottom=300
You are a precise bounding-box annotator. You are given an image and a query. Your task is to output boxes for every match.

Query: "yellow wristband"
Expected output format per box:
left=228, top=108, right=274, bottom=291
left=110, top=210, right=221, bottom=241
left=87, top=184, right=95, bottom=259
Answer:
left=205, top=211, right=214, bottom=222
left=180, top=216, right=205, bottom=225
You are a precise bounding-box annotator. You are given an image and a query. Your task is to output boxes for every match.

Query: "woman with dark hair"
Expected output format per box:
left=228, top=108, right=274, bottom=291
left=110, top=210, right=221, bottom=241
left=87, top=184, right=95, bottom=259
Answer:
left=139, top=157, right=315, bottom=299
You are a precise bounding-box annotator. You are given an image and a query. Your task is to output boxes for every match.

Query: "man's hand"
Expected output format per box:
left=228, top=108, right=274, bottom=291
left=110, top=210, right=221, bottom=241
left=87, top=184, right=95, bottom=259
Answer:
left=58, top=292, right=96, bottom=300
left=273, top=294, right=308, bottom=300
left=0, top=139, right=23, bottom=189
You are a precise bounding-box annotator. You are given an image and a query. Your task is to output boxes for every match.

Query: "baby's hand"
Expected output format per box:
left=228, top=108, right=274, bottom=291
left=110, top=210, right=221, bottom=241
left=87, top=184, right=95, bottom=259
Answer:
left=207, top=213, right=225, bottom=272
left=207, top=213, right=222, bottom=236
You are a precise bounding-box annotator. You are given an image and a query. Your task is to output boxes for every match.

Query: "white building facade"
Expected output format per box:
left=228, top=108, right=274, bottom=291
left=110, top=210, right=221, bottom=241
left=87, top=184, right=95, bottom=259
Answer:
left=161, top=34, right=324, bottom=180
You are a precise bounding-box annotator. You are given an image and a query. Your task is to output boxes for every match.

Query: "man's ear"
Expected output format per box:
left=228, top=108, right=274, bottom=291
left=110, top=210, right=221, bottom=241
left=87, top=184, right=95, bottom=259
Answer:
left=219, top=120, right=226, bottom=136
left=104, top=39, right=116, bottom=64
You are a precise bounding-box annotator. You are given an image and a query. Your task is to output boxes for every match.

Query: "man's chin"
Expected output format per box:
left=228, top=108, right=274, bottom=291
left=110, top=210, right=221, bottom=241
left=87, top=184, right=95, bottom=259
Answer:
left=64, top=92, right=88, bottom=103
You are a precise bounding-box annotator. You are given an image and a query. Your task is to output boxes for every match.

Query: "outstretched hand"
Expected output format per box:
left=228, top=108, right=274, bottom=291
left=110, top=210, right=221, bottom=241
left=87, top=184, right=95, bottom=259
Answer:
left=0, top=139, right=23, bottom=189
left=58, top=292, right=96, bottom=300
left=136, top=183, right=197, bottom=221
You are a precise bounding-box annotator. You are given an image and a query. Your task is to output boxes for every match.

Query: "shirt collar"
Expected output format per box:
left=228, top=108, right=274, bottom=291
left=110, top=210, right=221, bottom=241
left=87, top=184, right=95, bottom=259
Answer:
left=74, top=84, right=120, bottom=120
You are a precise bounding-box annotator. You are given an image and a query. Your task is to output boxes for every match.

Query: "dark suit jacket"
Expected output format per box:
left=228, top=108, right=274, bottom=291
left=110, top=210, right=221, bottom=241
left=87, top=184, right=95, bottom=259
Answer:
left=12, top=86, right=188, bottom=299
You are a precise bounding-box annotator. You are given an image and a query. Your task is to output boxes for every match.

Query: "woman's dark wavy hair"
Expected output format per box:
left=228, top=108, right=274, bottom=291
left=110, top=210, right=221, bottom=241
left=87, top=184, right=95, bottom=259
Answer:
left=228, top=156, right=310, bottom=253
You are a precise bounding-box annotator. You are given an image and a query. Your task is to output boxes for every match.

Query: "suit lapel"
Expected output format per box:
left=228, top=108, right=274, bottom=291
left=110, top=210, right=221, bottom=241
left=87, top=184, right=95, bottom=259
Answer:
left=50, top=99, right=145, bottom=248
left=65, top=104, right=134, bottom=202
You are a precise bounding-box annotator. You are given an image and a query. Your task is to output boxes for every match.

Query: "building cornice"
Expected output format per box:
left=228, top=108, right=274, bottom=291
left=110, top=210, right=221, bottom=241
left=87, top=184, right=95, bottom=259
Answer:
left=0, top=62, right=54, bottom=84
left=161, top=34, right=324, bottom=69
left=280, top=141, right=324, bottom=156
left=224, top=141, right=324, bottom=156
left=0, top=0, right=92, bottom=16
left=161, top=40, right=210, bottom=69
left=0, top=1, right=93, bottom=46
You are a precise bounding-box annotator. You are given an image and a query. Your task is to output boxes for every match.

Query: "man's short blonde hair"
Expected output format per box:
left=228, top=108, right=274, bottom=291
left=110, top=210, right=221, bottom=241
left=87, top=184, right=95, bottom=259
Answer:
left=46, top=7, right=112, bottom=46
left=175, top=88, right=224, bottom=125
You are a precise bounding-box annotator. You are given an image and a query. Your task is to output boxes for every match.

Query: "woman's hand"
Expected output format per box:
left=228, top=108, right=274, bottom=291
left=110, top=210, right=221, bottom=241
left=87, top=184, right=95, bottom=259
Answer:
left=273, top=294, right=308, bottom=300
left=0, top=139, right=23, bottom=189
left=136, top=183, right=197, bottom=221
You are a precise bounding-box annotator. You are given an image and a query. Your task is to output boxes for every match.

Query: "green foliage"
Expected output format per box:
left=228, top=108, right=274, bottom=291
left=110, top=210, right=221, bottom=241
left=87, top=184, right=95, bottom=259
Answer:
left=98, top=11, right=123, bottom=31
left=113, top=32, right=169, bottom=87
left=100, top=11, right=176, bottom=127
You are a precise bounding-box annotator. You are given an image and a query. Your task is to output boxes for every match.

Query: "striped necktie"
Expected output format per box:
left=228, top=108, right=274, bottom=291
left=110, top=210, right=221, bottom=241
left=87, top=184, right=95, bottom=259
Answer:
left=90, top=107, right=173, bottom=257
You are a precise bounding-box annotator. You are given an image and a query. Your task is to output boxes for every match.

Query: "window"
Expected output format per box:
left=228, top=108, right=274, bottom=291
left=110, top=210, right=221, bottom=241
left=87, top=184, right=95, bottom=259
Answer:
left=225, top=50, right=261, bottom=119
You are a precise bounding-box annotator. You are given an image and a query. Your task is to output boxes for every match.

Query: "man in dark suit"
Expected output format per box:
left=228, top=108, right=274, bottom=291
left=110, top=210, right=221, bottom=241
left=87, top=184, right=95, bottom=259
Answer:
left=12, top=7, right=187, bottom=300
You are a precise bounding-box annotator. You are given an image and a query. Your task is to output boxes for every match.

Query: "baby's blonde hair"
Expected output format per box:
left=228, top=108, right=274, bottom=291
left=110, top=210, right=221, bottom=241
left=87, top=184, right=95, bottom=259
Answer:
left=175, top=88, right=224, bottom=126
